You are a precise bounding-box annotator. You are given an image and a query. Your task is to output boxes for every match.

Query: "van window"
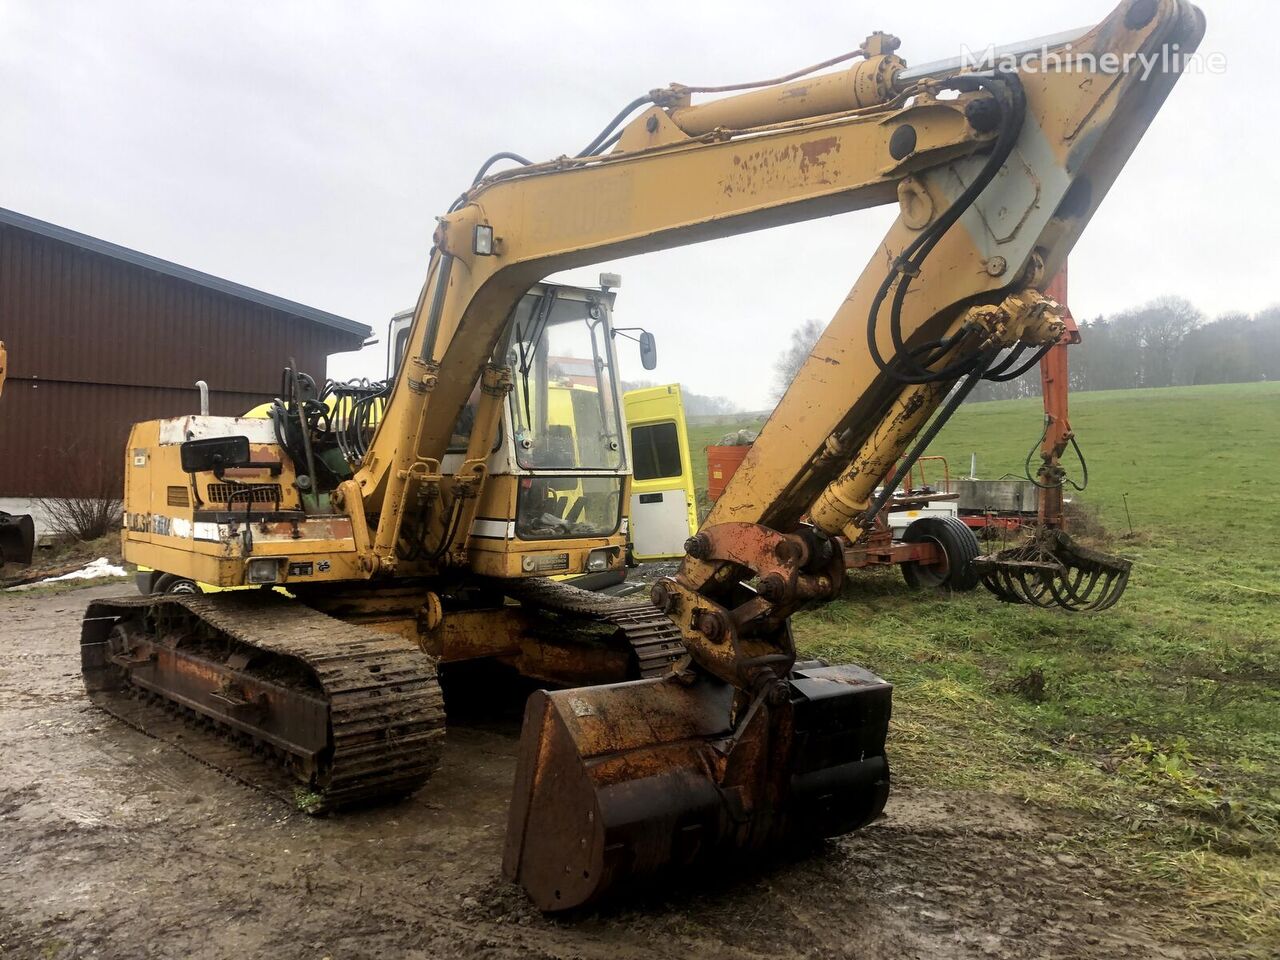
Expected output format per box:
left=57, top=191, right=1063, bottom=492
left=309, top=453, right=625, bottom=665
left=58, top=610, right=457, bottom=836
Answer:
left=631, top=421, right=682, bottom=481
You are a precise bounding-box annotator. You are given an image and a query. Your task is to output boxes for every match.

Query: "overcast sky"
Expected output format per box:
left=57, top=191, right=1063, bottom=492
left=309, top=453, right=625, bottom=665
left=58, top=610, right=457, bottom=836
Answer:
left=0, top=1, right=1263, bottom=410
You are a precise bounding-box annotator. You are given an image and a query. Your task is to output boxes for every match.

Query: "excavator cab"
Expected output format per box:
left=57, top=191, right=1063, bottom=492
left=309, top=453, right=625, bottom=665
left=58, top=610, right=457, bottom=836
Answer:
left=390, top=282, right=631, bottom=549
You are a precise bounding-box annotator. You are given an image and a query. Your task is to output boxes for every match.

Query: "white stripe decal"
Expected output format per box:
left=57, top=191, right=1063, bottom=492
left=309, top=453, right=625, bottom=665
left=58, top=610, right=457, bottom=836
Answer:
left=470, top=518, right=514, bottom=539
left=193, top=522, right=222, bottom=542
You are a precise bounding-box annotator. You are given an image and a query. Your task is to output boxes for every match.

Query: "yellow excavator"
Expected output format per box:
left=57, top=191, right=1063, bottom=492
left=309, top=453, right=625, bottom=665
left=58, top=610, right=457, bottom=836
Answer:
left=81, top=0, right=1202, bottom=910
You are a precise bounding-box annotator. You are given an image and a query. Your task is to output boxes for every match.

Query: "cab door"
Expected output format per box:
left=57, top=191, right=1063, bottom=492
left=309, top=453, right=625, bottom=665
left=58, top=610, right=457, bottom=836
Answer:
left=624, top=385, right=697, bottom=561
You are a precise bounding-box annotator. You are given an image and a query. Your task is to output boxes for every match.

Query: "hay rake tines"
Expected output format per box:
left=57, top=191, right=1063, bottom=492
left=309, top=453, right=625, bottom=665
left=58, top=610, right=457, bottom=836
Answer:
left=974, top=529, right=1131, bottom=612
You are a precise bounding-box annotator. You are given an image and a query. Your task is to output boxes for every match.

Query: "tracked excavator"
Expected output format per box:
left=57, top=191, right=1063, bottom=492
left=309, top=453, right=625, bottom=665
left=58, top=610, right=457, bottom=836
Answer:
left=81, top=0, right=1202, bottom=910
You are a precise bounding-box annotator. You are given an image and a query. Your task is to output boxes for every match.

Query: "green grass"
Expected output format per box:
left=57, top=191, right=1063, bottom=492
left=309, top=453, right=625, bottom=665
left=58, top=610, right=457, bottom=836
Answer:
left=696, top=383, right=1280, bottom=956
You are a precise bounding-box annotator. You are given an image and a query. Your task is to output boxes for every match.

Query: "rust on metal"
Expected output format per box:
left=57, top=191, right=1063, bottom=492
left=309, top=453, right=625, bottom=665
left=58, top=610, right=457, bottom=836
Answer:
left=80, top=591, right=445, bottom=812
left=504, top=662, right=892, bottom=911
left=975, top=528, right=1131, bottom=612
left=720, top=138, right=843, bottom=197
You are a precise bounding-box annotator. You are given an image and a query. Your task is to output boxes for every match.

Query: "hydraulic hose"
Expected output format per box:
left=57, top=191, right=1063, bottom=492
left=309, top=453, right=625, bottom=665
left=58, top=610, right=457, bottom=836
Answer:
left=986, top=341, right=1055, bottom=383
left=863, top=346, right=1000, bottom=520
left=576, top=95, right=654, bottom=157
left=1025, top=421, right=1089, bottom=492
left=472, top=151, right=533, bottom=184
left=866, top=73, right=1028, bottom=385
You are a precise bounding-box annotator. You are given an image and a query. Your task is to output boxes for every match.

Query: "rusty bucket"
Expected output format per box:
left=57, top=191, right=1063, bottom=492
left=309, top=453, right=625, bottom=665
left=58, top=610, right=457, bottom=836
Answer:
left=503, top=662, right=891, bottom=910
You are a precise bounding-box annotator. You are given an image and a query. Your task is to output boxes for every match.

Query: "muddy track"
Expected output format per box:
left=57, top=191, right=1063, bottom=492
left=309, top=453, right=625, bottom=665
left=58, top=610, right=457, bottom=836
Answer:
left=0, top=584, right=1196, bottom=960
left=82, top=591, right=445, bottom=811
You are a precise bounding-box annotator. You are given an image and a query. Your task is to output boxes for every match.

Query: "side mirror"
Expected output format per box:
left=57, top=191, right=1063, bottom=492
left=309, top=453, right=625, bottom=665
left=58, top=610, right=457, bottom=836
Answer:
left=180, top=435, right=251, bottom=474
left=639, top=331, right=658, bottom=371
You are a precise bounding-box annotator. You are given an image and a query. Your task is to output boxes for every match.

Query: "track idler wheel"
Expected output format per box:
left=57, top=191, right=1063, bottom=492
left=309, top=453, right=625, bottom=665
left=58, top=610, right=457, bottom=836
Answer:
left=503, top=662, right=891, bottom=911
left=974, top=528, right=1131, bottom=612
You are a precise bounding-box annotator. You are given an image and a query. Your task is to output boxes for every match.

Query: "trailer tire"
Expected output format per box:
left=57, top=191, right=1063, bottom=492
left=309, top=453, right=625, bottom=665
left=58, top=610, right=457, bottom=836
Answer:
left=900, top=516, right=981, bottom=592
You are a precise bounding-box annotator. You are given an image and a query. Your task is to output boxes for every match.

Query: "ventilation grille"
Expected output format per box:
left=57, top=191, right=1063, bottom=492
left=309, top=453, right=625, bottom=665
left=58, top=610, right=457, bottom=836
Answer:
left=207, top=483, right=283, bottom=505
left=166, top=485, right=190, bottom=508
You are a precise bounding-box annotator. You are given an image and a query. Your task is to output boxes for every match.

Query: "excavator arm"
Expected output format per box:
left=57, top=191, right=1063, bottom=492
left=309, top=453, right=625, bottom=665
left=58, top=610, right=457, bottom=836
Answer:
left=355, top=0, right=1198, bottom=579
left=483, top=0, right=1203, bottom=908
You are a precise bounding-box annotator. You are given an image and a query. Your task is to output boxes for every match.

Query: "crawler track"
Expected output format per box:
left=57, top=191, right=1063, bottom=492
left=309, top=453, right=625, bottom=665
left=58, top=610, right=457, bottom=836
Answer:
left=81, top=592, right=445, bottom=813
left=499, top=577, right=686, bottom=678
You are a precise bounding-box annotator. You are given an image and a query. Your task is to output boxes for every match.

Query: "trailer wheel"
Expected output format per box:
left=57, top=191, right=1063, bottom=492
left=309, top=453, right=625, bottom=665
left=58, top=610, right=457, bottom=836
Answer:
left=152, top=573, right=202, bottom=595
left=900, top=517, right=981, bottom=592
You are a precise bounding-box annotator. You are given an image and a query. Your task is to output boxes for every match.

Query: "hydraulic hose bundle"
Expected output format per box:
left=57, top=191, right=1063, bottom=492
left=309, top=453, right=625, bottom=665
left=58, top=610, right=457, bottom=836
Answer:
left=865, top=73, right=1033, bottom=385
left=269, top=366, right=391, bottom=494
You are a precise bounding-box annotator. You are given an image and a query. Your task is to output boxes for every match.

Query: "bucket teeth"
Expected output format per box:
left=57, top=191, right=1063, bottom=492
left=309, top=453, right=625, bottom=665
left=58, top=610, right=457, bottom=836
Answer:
left=974, top=529, right=1132, bottom=612
left=503, top=663, right=892, bottom=911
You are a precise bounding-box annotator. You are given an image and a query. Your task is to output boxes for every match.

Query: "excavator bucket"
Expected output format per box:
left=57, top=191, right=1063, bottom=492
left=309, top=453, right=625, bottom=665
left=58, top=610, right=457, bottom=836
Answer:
left=0, top=512, right=35, bottom=568
left=504, top=662, right=891, bottom=910
left=974, top=528, right=1131, bottom=612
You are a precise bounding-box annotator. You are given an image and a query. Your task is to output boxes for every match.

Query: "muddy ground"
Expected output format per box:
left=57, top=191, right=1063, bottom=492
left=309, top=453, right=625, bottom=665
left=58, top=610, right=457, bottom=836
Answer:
left=0, top=584, right=1189, bottom=960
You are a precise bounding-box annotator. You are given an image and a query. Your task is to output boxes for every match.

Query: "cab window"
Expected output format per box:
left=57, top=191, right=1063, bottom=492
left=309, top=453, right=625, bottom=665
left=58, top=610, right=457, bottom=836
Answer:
left=506, top=290, right=624, bottom=471
left=394, top=326, right=411, bottom=372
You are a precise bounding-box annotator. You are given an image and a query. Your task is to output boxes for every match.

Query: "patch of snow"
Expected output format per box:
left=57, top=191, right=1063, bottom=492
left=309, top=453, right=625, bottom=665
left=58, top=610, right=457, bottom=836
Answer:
left=40, top=557, right=128, bottom=584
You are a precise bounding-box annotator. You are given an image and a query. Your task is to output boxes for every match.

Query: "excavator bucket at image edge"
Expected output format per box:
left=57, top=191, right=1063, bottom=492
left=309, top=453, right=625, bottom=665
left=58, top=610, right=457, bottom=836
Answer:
left=0, top=512, right=35, bottom=569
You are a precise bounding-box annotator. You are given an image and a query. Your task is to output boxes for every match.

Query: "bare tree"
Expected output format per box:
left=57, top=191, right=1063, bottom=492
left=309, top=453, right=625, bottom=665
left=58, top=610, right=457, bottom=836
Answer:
left=681, top=391, right=740, bottom=416
left=35, top=439, right=123, bottom=543
left=773, top=319, right=824, bottom=400
left=1128, top=295, right=1203, bottom=387
left=37, top=463, right=123, bottom=543
left=967, top=297, right=1280, bottom=403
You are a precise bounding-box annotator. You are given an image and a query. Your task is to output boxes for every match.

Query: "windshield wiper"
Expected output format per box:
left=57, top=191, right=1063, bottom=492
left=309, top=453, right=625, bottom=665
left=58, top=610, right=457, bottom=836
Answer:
left=585, top=316, right=620, bottom=456
left=515, top=289, right=557, bottom=429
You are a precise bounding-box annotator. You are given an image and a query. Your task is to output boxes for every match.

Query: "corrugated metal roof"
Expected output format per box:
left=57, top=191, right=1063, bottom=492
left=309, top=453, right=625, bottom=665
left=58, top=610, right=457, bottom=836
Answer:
left=0, top=206, right=370, bottom=338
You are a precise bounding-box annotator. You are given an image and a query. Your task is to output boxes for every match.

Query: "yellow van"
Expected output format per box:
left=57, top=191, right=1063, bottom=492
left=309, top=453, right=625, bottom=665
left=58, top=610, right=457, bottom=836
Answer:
left=622, top=384, right=697, bottom=562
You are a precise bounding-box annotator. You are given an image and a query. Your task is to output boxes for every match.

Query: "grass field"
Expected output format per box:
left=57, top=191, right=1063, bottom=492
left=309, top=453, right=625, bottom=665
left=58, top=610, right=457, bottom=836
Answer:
left=690, top=382, right=1280, bottom=957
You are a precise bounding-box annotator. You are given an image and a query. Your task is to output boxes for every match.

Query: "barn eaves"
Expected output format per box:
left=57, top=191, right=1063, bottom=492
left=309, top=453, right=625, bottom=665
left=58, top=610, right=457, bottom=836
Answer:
left=0, top=206, right=369, bottom=339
